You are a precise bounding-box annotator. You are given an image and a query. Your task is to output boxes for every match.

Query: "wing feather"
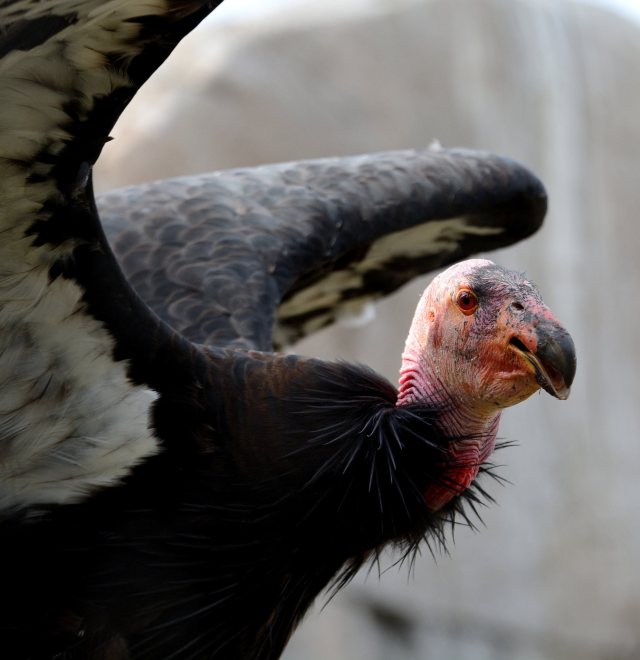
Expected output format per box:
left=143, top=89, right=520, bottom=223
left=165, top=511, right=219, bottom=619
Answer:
left=101, top=147, right=546, bottom=350
left=0, top=0, right=222, bottom=513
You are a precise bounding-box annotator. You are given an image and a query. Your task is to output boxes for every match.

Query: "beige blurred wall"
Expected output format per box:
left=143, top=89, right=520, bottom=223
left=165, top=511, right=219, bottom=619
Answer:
left=96, top=0, right=640, bottom=657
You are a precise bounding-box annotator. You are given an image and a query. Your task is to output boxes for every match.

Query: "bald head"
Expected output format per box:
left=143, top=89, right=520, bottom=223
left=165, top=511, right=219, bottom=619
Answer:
left=399, top=259, right=576, bottom=413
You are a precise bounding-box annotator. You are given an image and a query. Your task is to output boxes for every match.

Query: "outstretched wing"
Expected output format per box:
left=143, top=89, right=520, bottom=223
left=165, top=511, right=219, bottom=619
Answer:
left=100, top=147, right=546, bottom=351
left=0, top=1, right=222, bottom=513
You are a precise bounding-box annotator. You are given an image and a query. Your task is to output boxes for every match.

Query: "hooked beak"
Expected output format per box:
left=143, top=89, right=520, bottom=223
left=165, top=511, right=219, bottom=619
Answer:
left=510, top=320, right=576, bottom=400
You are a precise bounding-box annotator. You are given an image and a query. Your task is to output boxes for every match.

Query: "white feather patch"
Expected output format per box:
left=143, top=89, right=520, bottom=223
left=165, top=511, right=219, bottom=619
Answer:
left=0, top=255, right=160, bottom=513
left=276, top=216, right=503, bottom=340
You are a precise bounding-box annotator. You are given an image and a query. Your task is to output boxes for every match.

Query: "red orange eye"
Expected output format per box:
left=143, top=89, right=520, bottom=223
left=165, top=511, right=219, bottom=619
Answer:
left=456, top=289, right=479, bottom=315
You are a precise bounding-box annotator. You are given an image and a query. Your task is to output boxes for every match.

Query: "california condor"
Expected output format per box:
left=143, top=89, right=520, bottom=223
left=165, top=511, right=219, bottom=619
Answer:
left=0, top=1, right=575, bottom=658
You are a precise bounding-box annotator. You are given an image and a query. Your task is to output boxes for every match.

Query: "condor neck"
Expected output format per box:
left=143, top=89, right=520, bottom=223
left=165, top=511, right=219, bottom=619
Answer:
left=396, top=345, right=501, bottom=511
left=396, top=345, right=501, bottom=449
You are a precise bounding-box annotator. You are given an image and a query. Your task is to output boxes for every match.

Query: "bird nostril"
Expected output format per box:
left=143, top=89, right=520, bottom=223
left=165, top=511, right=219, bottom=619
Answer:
left=509, top=336, right=529, bottom=352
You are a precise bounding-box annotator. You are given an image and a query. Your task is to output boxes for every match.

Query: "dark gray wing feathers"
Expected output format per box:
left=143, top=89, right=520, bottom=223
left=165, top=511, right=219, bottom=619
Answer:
left=100, top=147, right=546, bottom=350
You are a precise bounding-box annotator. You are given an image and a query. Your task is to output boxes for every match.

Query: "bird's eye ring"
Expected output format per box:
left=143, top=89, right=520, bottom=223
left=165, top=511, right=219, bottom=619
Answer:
left=456, top=289, right=479, bottom=315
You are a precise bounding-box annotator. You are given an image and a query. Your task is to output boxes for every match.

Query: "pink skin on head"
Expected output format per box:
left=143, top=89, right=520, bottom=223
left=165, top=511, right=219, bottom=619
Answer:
left=396, top=259, right=563, bottom=511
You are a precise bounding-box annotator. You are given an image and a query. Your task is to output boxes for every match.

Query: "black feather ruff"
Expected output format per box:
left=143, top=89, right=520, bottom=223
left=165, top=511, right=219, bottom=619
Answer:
left=276, top=360, right=508, bottom=576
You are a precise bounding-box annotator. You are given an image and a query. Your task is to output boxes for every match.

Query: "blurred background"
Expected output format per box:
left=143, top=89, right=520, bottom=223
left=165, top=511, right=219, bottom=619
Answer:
left=95, top=0, right=640, bottom=658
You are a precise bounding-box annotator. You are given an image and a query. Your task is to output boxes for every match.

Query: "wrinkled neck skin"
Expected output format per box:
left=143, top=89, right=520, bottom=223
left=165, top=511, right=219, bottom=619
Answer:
left=397, top=346, right=501, bottom=435
left=396, top=288, right=501, bottom=511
